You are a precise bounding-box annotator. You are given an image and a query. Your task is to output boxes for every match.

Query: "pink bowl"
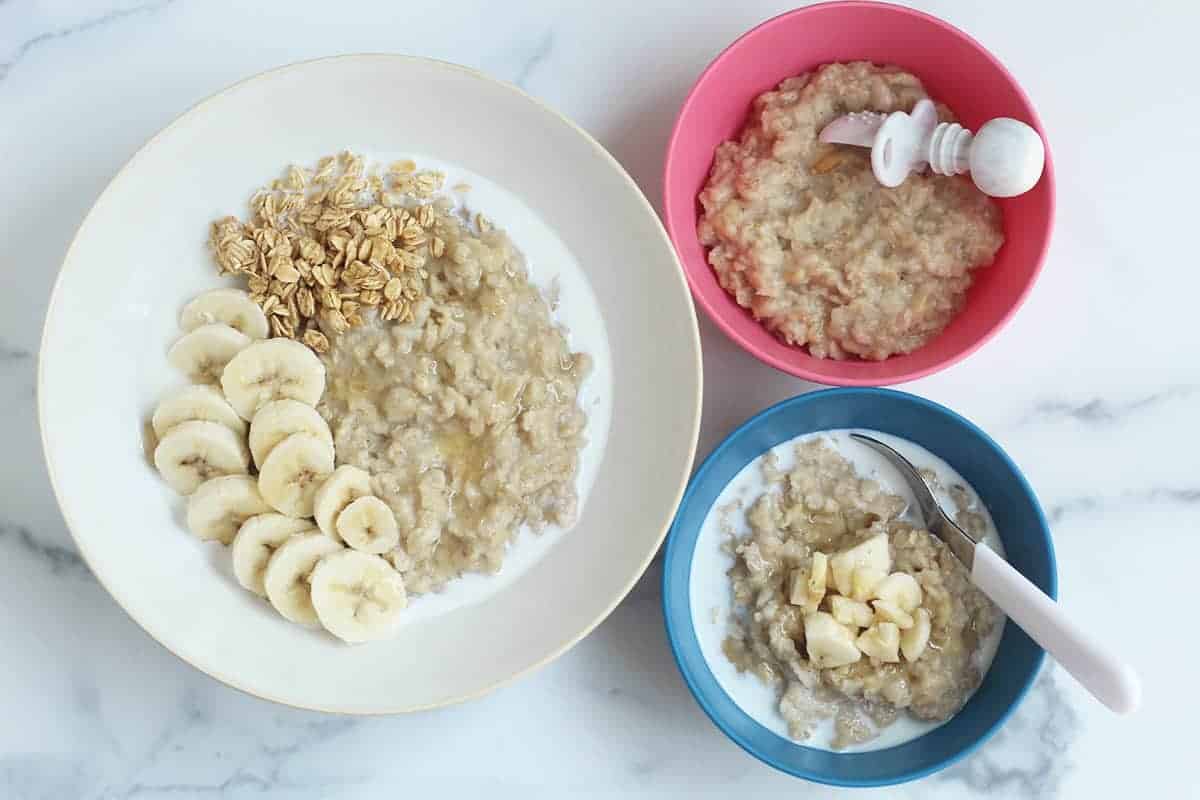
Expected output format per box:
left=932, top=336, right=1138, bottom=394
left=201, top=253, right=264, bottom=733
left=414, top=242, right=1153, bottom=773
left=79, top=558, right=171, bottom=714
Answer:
left=662, top=1, right=1055, bottom=386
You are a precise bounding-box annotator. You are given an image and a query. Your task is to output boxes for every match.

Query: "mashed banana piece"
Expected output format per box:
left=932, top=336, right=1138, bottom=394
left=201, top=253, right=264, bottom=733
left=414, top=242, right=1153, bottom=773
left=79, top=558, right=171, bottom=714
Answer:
left=698, top=61, right=1004, bottom=360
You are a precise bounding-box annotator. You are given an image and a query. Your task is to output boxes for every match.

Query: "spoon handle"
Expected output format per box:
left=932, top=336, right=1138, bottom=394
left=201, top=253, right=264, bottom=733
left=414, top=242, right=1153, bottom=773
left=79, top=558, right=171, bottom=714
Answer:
left=971, top=544, right=1141, bottom=714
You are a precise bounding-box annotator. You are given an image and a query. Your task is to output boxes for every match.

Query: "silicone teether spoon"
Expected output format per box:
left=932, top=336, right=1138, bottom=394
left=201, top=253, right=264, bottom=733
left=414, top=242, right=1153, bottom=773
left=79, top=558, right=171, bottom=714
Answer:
left=850, top=433, right=1141, bottom=714
left=819, top=98, right=1046, bottom=197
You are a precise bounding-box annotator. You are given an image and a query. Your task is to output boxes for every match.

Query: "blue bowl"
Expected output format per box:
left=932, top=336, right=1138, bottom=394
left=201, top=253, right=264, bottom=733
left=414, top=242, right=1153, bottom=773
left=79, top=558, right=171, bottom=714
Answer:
left=662, top=388, right=1056, bottom=787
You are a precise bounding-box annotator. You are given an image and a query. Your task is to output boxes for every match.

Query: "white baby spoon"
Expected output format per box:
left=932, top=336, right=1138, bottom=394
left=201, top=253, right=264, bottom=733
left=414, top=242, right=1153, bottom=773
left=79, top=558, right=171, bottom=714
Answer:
left=819, top=98, right=1046, bottom=197
left=850, top=433, right=1141, bottom=714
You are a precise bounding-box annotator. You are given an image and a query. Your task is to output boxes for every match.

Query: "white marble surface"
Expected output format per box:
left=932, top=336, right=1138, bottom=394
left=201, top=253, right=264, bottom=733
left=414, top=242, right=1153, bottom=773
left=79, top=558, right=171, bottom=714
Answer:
left=2, top=1, right=1196, bottom=797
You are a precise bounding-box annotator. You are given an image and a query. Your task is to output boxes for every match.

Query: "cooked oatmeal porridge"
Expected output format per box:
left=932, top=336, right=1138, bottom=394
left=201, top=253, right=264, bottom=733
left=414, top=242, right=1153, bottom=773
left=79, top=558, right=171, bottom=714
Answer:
left=714, top=434, right=1000, bottom=749
left=317, top=204, right=592, bottom=594
left=698, top=61, right=1005, bottom=360
left=150, top=151, right=603, bottom=643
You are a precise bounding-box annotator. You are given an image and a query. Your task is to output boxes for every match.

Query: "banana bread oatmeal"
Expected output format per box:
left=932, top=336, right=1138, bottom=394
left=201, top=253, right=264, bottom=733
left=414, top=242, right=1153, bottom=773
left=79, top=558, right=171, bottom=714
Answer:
left=722, top=438, right=999, bottom=749
left=698, top=61, right=1004, bottom=360
left=317, top=197, right=592, bottom=594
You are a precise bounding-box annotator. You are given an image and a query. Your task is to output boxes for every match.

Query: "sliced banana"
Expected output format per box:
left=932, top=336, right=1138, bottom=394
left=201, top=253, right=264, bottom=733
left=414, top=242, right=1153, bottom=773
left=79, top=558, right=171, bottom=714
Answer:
left=153, top=420, right=250, bottom=495
left=336, top=496, right=400, bottom=554
left=248, top=399, right=334, bottom=468
left=900, top=607, right=932, bottom=662
left=313, top=465, right=373, bottom=539
left=787, top=568, right=811, bottom=608
left=151, top=384, right=247, bottom=439
left=829, top=533, right=891, bottom=596
left=849, top=566, right=888, bottom=602
left=180, top=288, right=270, bottom=340
left=872, top=599, right=915, bottom=630
left=310, top=549, right=408, bottom=643
left=220, top=338, right=326, bottom=421
left=167, top=323, right=252, bottom=383
left=873, top=572, right=923, bottom=612
left=829, top=595, right=874, bottom=628
left=257, top=433, right=335, bottom=518
left=186, top=475, right=272, bottom=545
left=787, top=563, right=822, bottom=613
left=231, top=514, right=317, bottom=596
left=263, top=531, right=343, bottom=625
left=857, top=622, right=901, bottom=663
left=808, top=552, right=829, bottom=604
left=803, top=611, right=861, bottom=669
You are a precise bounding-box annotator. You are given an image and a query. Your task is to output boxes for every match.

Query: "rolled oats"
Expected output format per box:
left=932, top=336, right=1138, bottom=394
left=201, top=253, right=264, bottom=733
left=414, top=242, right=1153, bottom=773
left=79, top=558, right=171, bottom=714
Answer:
left=207, top=151, right=450, bottom=352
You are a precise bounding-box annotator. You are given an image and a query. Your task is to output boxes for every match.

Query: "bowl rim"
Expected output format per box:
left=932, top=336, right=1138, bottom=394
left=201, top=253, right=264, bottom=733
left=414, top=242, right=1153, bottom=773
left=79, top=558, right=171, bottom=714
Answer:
left=661, top=0, right=1057, bottom=386
left=37, top=53, right=704, bottom=714
left=661, top=387, right=1057, bottom=786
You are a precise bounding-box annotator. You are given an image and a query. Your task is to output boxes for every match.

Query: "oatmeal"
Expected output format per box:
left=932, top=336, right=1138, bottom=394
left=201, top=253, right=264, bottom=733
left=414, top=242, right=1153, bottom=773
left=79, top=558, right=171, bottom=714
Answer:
left=146, top=152, right=595, bottom=644
left=317, top=200, right=592, bottom=594
left=721, top=437, right=998, bottom=749
left=698, top=62, right=1004, bottom=360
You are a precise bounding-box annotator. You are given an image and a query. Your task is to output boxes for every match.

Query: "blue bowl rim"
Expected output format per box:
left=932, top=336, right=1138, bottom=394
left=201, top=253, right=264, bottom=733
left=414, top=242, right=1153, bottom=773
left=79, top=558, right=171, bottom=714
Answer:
left=661, top=387, right=1057, bottom=787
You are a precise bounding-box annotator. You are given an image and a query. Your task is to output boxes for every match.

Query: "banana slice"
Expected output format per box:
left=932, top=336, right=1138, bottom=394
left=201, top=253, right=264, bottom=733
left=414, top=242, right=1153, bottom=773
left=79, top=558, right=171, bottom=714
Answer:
left=313, top=465, right=373, bottom=539
left=310, top=550, right=408, bottom=643
left=787, top=568, right=811, bottom=608
left=257, top=433, right=335, bottom=518
left=248, top=399, right=334, bottom=468
left=220, top=338, right=326, bottom=421
left=336, top=496, right=400, bottom=554
left=871, top=599, right=915, bottom=630
left=900, top=607, right=932, bottom=662
left=186, top=475, right=272, bottom=544
left=180, top=288, right=270, bottom=340
left=856, top=622, right=901, bottom=663
left=829, top=595, right=874, bottom=628
left=153, top=420, right=250, bottom=494
left=830, top=533, right=891, bottom=596
left=873, top=572, right=923, bottom=612
left=787, top=552, right=829, bottom=611
left=807, top=552, right=829, bottom=606
left=231, top=514, right=316, bottom=596
left=151, top=384, right=247, bottom=439
left=263, top=531, right=343, bottom=625
left=803, top=611, right=861, bottom=669
left=849, top=566, right=888, bottom=602
left=167, top=323, right=252, bottom=383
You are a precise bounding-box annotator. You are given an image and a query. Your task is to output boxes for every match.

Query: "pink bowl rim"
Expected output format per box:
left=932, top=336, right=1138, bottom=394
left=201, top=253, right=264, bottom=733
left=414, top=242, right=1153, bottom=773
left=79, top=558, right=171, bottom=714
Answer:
left=662, top=0, right=1057, bottom=386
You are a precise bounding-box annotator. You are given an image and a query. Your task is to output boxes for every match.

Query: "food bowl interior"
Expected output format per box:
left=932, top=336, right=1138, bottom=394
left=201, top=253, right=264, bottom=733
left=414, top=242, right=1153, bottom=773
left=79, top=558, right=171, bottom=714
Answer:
left=40, top=56, right=702, bottom=712
left=662, top=2, right=1055, bottom=385
left=663, top=388, right=1055, bottom=786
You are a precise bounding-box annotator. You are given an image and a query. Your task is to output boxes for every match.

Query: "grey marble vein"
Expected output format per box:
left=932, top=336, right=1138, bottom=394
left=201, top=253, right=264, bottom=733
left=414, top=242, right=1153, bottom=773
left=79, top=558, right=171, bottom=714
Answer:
left=514, top=30, right=553, bottom=89
left=1, top=756, right=97, bottom=800
left=1048, top=487, right=1200, bottom=523
left=1017, top=385, right=1198, bottom=427
left=100, top=691, right=361, bottom=799
left=937, top=665, right=1081, bottom=799
left=0, top=0, right=176, bottom=82
left=0, top=341, right=31, bottom=361
left=0, top=522, right=91, bottom=577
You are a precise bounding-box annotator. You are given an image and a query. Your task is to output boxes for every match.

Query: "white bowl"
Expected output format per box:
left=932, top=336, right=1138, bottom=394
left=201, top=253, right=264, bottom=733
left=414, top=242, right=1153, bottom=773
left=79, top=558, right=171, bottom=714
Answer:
left=39, top=55, right=702, bottom=713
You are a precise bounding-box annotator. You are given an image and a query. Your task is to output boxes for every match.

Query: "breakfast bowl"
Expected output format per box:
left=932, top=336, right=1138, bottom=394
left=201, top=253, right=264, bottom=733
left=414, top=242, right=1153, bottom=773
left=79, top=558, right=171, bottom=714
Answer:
left=662, top=2, right=1056, bottom=386
left=662, top=388, right=1056, bottom=786
left=39, top=55, right=703, bottom=712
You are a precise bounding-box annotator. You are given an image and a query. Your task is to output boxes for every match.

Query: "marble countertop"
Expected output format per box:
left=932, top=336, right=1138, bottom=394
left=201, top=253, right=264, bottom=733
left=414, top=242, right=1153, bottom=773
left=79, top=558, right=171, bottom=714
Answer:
left=2, top=1, right=1196, bottom=797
